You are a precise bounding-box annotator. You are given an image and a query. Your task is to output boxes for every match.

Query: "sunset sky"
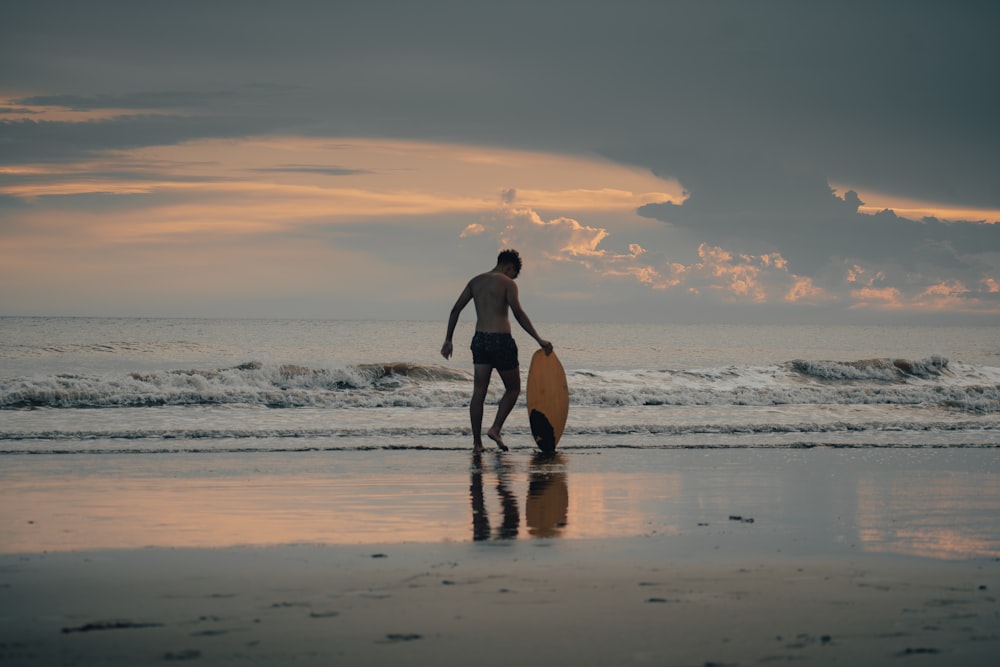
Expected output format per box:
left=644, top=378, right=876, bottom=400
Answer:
left=2, top=1, right=998, bottom=323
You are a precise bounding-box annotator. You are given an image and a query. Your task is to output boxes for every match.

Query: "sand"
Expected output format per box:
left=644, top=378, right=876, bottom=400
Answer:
left=2, top=447, right=999, bottom=665
left=2, top=542, right=998, bottom=666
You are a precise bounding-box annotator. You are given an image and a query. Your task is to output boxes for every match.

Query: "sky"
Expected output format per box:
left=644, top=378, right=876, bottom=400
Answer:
left=2, top=1, right=999, bottom=324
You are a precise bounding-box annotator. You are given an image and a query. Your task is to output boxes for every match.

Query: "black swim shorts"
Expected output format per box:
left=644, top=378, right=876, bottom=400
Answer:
left=470, top=331, right=519, bottom=371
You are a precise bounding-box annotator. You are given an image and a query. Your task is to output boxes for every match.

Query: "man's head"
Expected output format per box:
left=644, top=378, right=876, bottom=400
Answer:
left=497, top=249, right=522, bottom=278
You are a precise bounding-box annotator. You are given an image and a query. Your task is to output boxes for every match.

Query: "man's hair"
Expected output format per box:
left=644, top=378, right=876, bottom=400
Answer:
left=497, top=249, right=522, bottom=276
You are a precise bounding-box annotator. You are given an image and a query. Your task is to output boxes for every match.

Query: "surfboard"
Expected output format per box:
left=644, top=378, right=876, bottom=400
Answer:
left=526, top=349, right=569, bottom=453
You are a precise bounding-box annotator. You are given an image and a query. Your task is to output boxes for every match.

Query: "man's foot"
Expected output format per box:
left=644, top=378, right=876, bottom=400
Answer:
left=487, top=428, right=509, bottom=452
left=473, top=441, right=486, bottom=454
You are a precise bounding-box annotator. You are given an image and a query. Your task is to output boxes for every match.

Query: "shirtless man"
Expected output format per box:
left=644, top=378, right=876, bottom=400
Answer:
left=441, top=249, right=553, bottom=452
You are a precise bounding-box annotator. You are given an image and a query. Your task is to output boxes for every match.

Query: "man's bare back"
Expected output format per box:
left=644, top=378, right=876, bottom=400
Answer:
left=467, top=270, right=517, bottom=333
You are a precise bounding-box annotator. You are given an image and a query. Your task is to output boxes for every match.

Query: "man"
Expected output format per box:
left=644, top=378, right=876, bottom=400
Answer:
left=442, top=249, right=553, bottom=452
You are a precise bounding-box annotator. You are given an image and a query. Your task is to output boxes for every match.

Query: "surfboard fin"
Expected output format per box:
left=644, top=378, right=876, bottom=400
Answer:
left=529, top=409, right=557, bottom=453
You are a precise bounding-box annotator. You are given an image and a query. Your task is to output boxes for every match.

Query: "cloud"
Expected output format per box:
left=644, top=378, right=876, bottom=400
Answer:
left=3, top=1, right=999, bottom=321
left=637, top=187, right=1000, bottom=310
left=482, top=197, right=833, bottom=307
left=497, top=205, right=608, bottom=261
left=475, top=195, right=999, bottom=316
left=12, top=91, right=237, bottom=111
left=0, top=114, right=274, bottom=163
left=0, top=106, right=38, bottom=115
left=7, top=3, right=996, bottom=200
left=460, top=223, right=485, bottom=238
left=253, top=165, right=372, bottom=177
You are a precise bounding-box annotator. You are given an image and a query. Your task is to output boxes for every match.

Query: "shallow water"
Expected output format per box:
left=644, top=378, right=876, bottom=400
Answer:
left=2, top=448, right=998, bottom=560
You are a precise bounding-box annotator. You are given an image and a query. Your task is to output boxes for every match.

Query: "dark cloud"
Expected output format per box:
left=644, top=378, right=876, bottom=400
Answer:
left=3, top=0, right=998, bottom=317
left=0, top=114, right=276, bottom=163
left=638, top=190, right=1000, bottom=288
left=0, top=194, right=28, bottom=210
left=6, top=2, right=996, bottom=198
left=0, top=170, right=224, bottom=187
left=254, top=165, right=372, bottom=177
left=13, top=91, right=237, bottom=111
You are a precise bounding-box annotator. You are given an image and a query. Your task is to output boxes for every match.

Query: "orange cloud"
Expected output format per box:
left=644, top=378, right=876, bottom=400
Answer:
left=909, top=280, right=1000, bottom=313
left=0, top=95, right=154, bottom=122
left=831, top=182, right=1000, bottom=223
left=785, top=276, right=831, bottom=303
left=850, top=286, right=905, bottom=309
left=837, top=262, right=1000, bottom=313
left=499, top=206, right=611, bottom=260
left=696, top=245, right=766, bottom=302
left=482, top=198, right=1000, bottom=315
left=0, top=137, right=683, bottom=245
left=460, top=223, right=486, bottom=237
left=492, top=200, right=829, bottom=303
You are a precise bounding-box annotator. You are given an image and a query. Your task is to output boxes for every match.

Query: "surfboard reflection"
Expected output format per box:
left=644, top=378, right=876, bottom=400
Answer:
left=527, top=453, right=568, bottom=537
left=470, top=452, right=568, bottom=541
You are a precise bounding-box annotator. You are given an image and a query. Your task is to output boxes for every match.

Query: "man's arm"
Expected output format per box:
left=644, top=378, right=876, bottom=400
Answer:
left=507, top=280, right=553, bottom=355
left=441, top=282, right=473, bottom=359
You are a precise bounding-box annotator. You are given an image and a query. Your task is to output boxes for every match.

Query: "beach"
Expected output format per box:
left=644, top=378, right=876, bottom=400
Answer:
left=2, top=447, right=999, bottom=666
left=4, top=541, right=998, bottom=666
left=2, top=318, right=999, bottom=664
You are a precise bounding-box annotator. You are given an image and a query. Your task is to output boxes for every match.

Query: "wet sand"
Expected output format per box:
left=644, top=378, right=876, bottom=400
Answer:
left=1, top=447, right=999, bottom=665
left=2, top=542, right=998, bottom=666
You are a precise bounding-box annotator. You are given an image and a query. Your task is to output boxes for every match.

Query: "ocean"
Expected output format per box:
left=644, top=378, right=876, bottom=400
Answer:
left=1, top=317, right=998, bottom=452
left=2, top=317, right=1000, bottom=555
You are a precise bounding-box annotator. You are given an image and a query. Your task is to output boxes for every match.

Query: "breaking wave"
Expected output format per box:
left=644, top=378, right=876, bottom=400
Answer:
left=0, top=361, right=471, bottom=410
left=1, top=356, right=998, bottom=414
left=790, top=355, right=950, bottom=381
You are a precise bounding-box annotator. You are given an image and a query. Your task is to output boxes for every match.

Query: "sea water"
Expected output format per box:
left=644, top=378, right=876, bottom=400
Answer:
left=1, top=317, right=998, bottom=452
left=2, top=317, right=999, bottom=555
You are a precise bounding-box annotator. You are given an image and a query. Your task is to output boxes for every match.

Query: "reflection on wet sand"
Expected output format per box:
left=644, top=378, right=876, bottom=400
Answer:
left=470, top=453, right=518, bottom=540
left=855, top=475, right=1000, bottom=560
left=5, top=449, right=996, bottom=557
left=470, top=452, right=568, bottom=541
left=470, top=455, right=490, bottom=541
left=527, top=453, right=569, bottom=537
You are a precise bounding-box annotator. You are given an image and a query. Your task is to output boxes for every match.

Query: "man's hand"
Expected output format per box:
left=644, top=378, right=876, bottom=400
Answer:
left=539, top=340, right=553, bottom=356
left=441, top=340, right=453, bottom=359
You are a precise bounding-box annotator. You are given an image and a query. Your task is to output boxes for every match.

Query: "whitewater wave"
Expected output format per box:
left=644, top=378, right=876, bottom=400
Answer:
left=790, top=355, right=950, bottom=381
left=0, top=361, right=471, bottom=409
left=1, top=357, right=998, bottom=413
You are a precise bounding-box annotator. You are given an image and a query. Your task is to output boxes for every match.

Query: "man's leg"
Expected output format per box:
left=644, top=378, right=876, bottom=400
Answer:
left=486, top=367, right=519, bottom=452
left=470, top=364, right=492, bottom=452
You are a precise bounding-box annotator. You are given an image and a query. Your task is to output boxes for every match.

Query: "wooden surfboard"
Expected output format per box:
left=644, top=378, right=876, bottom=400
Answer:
left=526, top=349, right=569, bottom=453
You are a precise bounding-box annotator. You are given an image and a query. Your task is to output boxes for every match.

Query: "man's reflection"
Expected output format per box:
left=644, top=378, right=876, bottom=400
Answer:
left=526, top=452, right=568, bottom=537
left=470, top=452, right=568, bottom=541
left=470, top=454, right=491, bottom=541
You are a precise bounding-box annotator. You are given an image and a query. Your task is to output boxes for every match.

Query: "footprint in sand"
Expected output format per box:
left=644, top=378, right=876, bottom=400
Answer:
left=379, top=633, right=422, bottom=644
